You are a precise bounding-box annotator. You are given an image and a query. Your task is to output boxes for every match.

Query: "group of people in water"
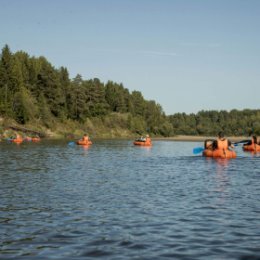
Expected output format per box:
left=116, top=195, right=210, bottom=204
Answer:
left=0, top=133, right=41, bottom=143
left=133, top=134, right=152, bottom=146
left=135, top=134, right=151, bottom=142
left=2, top=131, right=260, bottom=154
left=244, top=135, right=260, bottom=146
left=204, top=132, right=260, bottom=150
left=76, top=133, right=152, bottom=146
left=202, top=131, right=260, bottom=158
left=204, top=132, right=233, bottom=150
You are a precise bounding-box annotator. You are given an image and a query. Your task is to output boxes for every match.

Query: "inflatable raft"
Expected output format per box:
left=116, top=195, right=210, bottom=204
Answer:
left=11, top=138, right=23, bottom=143
left=133, top=140, right=152, bottom=146
left=243, top=144, right=260, bottom=152
left=203, top=149, right=237, bottom=159
left=32, top=137, right=41, bottom=142
left=77, top=140, right=92, bottom=146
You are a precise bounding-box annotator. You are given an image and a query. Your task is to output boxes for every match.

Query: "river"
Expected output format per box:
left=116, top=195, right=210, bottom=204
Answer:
left=0, top=139, right=259, bottom=259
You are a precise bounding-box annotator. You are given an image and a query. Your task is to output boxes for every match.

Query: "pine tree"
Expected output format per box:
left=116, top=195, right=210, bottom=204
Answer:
left=0, top=44, right=14, bottom=116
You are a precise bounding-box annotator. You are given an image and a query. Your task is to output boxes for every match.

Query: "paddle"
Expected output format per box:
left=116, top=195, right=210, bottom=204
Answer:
left=193, top=147, right=204, bottom=154
left=233, top=140, right=249, bottom=146
left=5, top=138, right=14, bottom=142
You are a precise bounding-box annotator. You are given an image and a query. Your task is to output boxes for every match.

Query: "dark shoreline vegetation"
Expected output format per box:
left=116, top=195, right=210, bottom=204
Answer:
left=0, top=44, right=260, bottom=139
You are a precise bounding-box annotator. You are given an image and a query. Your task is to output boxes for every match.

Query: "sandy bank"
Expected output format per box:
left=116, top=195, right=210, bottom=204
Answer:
left=153, top=135, right=248, bottom=142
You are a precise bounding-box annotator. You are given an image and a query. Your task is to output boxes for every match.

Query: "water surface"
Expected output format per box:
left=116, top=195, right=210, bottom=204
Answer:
left=0, top=140, right=259, bottom=259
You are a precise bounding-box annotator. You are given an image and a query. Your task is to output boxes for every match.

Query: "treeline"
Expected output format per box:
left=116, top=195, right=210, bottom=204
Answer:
left=0, top=44, right=259, bottom=137
left=168, top=109, right=260, bottom=136
left=0, top=44, right=171, bottom=136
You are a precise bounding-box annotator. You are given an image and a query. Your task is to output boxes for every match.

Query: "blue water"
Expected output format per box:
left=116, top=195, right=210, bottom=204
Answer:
left=0, top=140, right=259, bottom=260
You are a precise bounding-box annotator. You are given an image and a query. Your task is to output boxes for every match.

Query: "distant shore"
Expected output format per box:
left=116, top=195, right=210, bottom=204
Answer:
left=153, top=135, right=248, bottom=142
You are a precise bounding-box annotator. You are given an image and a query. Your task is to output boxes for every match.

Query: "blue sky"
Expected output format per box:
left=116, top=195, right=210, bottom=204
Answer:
left=0, top=0, right=259, bottom=115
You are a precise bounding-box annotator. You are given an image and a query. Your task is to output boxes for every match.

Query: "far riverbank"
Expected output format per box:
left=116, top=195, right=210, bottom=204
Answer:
left=152, top=135, right=249, bottom=142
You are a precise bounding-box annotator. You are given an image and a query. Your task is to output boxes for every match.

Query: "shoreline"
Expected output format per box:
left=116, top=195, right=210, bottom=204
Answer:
left=152, top=135, right=248, bottom=142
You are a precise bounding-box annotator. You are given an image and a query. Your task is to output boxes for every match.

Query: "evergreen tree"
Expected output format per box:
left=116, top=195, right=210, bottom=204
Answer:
left=67, top=74, right=88, bottom=121
left=105, top=81, right=128, bottom=113
left=13, top=87, right=38, bottom=124
left=0, top=44, right=14, bottom=116
left=58, top=66, right=70, bottom=119
left=130, top=91, right=146, bottom=116
left=36, top=57, right=65, bottom=118
left=85, top=78, right=109, bottom=117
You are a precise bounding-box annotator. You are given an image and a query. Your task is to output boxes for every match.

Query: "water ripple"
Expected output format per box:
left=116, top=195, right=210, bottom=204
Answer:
left=0, top=140, right=259, bottom=259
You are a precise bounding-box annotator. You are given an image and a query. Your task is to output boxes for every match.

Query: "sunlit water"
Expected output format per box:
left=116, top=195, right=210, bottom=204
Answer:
left=0, top=140, right=259, bottom=260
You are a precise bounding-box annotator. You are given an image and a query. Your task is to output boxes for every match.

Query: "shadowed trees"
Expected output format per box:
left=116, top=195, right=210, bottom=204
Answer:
left=0, top=44, right=259, bottom=137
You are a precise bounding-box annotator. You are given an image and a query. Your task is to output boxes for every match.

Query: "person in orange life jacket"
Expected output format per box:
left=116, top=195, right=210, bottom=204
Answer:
left=82, top=134, right=89, bottom=142
left=138, top=135, right=146, bottom=142
left=145, top=134, right=151, bottom=143
left=204, top=139, right=214, bottom=149
left=15, top=133, right=23, bottom=140
left=212, top=131, right=234, bottom=150
left=243, top=135, right=258, bottom=146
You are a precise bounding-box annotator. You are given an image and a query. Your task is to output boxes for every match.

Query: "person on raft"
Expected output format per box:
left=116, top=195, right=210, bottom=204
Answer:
left=213, top=131, right=234, bottom=150
left=15, top=133, right=23, bottom=140
left=145, top=134, right=151, bottom=143
left=205, top=132, right=234, bottom=150
left=243, top=135, right=258, bottom=146
left=204, top=139, right=214, bottom=149
left=137, top=135, right=146, bottom=142
left=82, top=134, right=90, bottom=142
left=135, top=134, right=151, bottom=143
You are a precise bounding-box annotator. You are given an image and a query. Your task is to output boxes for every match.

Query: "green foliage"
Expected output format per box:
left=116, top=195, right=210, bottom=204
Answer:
left=105, top=81, right=129, bottom=113
left=37, top=93, right=53, bottom=127
left=130, top=91, right=146, bottom=116
left=85, top=78, right=109, bottom=117
left=1, top=44, right=259, bottom=137
left=127, top=114, right=147, bottom=134
left=13, top=87, right=38, bottom=124
left=168, top=109, right=260, bottom=136
left=0, top=45, right=15, bottom=116
left=158, top=121, right=174, bottom=137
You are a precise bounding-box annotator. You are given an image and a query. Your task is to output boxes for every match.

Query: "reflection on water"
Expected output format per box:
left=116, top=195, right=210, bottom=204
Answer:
left=0, top=140, right=259, bottom=260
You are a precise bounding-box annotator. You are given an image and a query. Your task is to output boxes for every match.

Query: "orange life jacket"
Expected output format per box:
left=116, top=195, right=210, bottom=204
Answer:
left=217, top=138, right=228, bottom=150
left=251, top=137, right=257, bottom=151
left=83, top=136, right=89, bottom=142
left=146, top=137, right=151, bottom=144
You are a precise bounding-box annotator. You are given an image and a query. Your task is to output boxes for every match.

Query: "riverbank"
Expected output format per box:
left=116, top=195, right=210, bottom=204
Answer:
left=0, top=116, right=135, bottom=139
left=153, top=135, right=248, bottom=142
left=0, top=117, right=249, bottom=142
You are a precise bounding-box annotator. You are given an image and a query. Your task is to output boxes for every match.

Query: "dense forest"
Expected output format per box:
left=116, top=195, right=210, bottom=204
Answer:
left=168, top=109, right=260, bottom=136
left=0, top=44, right=259, bottom=137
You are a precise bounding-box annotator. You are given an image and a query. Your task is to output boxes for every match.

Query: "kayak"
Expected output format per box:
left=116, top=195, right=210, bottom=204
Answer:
left=203, top=149, right=236, bottom=158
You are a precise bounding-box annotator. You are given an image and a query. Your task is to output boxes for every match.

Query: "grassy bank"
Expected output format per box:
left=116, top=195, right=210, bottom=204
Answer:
left=153, top=135, right=248, bottom=142
left=0, top=115, right=136, bottom=139
left=0, top=115, right=250, bottom=142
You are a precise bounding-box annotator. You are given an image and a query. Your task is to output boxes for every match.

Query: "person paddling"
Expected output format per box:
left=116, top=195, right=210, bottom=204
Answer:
left=82, top=134, right=89, bottom=142
left=212, top=131, right=234, bottom=150
left=243, top=135, right=257, bottom=146
left=145, top=134, right=151, bottom=144
left=137, top=135, right=146, bottom=142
